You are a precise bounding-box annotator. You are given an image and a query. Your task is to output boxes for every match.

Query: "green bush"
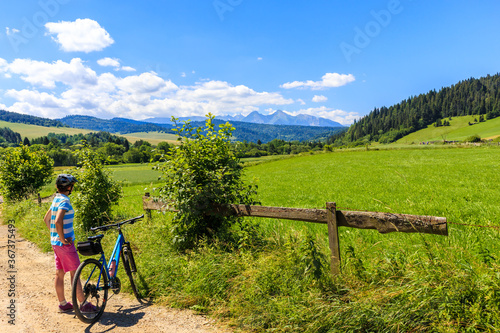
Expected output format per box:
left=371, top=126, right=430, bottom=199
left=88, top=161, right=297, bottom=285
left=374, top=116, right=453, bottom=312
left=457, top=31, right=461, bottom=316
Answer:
left=72, top=143, right=122, bottom=231
left=0, top=144, right=53, bottom=201
left=155, top=114, right=258, bottom=250
left=464, top=134, right=482, bottom=143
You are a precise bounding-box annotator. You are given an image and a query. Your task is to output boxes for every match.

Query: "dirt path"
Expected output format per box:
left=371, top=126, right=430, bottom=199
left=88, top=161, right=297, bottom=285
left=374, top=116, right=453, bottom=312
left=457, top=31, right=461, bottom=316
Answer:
left=0, top=223, right=231, bottom=333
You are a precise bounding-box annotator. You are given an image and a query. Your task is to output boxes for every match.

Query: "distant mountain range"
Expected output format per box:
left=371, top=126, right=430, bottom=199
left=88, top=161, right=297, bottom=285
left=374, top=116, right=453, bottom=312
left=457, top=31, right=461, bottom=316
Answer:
left=0, top=108, right=345, bottom=144
left=144, top=110, right=344, bottom=128
left=57, top=115, right=344, bottom=143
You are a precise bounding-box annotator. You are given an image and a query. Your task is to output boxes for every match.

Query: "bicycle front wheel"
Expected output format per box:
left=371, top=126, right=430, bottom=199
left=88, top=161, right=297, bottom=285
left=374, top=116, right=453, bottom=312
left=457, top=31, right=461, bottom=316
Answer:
left=121, top=245, right=141, bottom=301
left=72, top=258, right=108, bottom=323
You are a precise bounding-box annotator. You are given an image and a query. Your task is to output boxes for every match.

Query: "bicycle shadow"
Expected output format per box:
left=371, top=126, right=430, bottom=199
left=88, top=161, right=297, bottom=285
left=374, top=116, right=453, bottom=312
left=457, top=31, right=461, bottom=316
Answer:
left=84, top=298, right=153, bottom=332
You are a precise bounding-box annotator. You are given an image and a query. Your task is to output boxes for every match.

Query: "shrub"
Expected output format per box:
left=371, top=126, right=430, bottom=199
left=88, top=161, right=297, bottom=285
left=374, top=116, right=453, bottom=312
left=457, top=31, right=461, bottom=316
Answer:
left=464, top=134, right=482, bottom=143
left=155, top=114, right=258, bottom=250
left=72, top=143, right=121, bottom=231
left=0, top=144, right=53, bottom=201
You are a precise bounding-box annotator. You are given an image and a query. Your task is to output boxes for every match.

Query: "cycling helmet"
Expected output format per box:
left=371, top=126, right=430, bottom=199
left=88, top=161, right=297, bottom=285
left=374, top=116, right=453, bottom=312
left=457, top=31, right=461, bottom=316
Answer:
left=56, top=174, right=78, bottom=186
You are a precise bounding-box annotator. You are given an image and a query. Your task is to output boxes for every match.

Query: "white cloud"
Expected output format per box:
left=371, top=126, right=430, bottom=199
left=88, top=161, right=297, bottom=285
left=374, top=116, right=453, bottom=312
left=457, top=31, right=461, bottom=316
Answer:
left=5, top=27, right=20, bottom=36
left=2, top=57, right=294, bottom=121
left=120, top=66, right=136, bottom=72
left=312, top=95, right=328, bottom=103
left=0, top=58, right=7, bottom=71
left=257, top=57, right=263, bottom=61
left=174, top=80, right=294, bottom=114
left=45, top=19, right=114, bottom=53
left=97, top=57, right=120, bottom=68
left=281, top=72, right=355, bottom=90
left=181, top=72, right=186, bottom=77
left=285, top=106, right=360, bottom=126
left=117, top=72, right=177, bottom=95
left=6, top=58, right=97, bottom=89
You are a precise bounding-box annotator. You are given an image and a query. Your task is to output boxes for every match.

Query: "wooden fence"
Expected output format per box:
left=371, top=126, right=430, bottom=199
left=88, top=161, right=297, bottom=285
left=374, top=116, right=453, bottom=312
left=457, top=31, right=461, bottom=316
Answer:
left=37, top=193, right=56, bottom=205
left=143, top=193, right=448, bottom=275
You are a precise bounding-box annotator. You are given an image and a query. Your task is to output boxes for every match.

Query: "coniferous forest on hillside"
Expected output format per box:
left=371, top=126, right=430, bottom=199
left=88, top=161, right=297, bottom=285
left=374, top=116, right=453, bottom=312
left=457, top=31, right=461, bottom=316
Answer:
left=329, top=73, right=500, bottom=145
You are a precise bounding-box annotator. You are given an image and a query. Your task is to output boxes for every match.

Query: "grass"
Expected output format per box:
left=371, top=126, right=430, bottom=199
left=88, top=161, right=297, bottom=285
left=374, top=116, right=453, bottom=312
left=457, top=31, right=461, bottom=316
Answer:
left=396, top=115, right=500, bottom=144
left=4, top=146, right=500, bottom=332
left=120, top=132, right=179, bottom=145
left=0, top=120, right=178, bottom=145
left=0, top=120, right=92, bottom=139
left=102, top=163, right=162, bottom=187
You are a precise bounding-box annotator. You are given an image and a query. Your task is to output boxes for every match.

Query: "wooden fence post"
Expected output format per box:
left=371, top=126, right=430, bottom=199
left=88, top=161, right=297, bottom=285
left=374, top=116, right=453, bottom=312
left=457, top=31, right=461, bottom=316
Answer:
left=37, top=193, right=42, bottom=206
left=144, top=192, right=152, bottom=220
left=326, top=202, right=341, bottom=275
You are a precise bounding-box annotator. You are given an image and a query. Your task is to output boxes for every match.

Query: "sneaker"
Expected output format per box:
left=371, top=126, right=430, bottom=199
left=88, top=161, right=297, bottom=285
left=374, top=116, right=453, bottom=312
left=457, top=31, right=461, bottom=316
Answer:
left=59, top=302, right=73, bottom=313
left=80, top=302, right=98, bottom=313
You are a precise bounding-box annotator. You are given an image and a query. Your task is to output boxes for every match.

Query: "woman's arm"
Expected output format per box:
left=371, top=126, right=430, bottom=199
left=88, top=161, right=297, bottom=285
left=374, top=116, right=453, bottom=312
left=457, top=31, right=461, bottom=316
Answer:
left=54, top=209, right=70, bottom=245
left=43, top=209, right=51, bottom=229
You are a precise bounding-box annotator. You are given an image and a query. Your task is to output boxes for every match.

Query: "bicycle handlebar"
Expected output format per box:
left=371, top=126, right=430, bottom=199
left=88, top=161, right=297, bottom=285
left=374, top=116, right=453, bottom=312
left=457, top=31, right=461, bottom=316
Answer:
left=90, top=214, right=144, bottom=232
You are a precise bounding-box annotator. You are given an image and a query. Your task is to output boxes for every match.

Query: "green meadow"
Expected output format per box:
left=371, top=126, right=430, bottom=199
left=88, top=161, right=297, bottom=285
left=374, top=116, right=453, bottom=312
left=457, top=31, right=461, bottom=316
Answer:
left=396, top=115, right=500, bottom=144
left=5, top=146, right=500, bottom=332
left=0, top=120, right=92, bottom=139
left=0, top=120, right=178, bottom=145
left=118, top=131, right=179, bottom=145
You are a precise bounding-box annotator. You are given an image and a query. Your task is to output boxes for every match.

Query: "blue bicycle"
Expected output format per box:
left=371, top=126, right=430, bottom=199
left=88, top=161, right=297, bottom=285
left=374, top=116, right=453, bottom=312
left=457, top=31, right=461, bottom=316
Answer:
left=71, top=215, right=144, bottom=323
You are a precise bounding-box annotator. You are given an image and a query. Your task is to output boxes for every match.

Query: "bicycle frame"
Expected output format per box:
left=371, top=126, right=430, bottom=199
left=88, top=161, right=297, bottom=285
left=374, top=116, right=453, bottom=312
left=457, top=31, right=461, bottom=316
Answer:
left=93, top=229, right=125, bottom=287
left=105, top=230, right=125, bottom=280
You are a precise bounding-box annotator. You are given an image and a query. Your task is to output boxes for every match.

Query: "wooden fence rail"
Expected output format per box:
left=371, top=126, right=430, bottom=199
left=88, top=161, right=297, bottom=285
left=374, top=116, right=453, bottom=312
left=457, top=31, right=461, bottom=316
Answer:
left=143, top=194, right=448, bottom=275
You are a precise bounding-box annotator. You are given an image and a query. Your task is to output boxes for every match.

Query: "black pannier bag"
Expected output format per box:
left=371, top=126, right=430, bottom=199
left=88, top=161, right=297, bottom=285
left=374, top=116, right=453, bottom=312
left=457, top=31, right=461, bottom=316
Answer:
left=77, top=241, right=103, bottom=256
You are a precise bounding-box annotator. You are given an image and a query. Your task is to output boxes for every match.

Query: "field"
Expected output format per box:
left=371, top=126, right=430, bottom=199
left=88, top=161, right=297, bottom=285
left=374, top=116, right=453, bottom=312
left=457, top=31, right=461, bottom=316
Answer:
left=0, top=120, right=178, bottom=145
left=396, top=115, right=500, bottom=144
left=0, top=120, right=92, bottom=139
left=5, top=146, right=500, bottom=332
left=119, top=131, right=179, bottom=145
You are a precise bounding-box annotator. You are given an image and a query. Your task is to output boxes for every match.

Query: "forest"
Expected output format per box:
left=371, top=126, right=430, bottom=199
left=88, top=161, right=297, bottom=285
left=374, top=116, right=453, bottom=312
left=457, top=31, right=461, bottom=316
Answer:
left=329, top=73, right=500, bottom=145
left=0, top=110, right=66, bottom=127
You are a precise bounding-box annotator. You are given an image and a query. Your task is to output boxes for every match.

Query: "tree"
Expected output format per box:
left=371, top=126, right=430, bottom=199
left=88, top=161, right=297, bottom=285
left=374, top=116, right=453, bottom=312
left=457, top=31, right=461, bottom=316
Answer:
left=23, top=137, right=31, bottom=146
left=123, top=147, right=143, bottom=163
left=156, top=114, right=258, bottom=250
left=72, top=143, right=122, bottom=231
left=0, top=145, right=53, bottom=201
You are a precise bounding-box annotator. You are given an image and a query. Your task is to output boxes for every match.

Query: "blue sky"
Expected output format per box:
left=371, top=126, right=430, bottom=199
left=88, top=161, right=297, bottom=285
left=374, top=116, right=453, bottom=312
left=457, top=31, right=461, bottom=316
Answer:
left=0, top=0, right=499, bottom=125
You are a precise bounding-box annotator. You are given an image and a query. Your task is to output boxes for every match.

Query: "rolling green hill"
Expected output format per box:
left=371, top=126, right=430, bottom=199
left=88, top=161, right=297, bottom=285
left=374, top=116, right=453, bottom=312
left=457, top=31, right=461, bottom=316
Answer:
left=396, top=115, right=500, bottom=143
left=330, top=73, right=500, bottom=145
left=0, top=120, right=92, bottom=139
left=0, top=120, right=179, bottom=145
left=120, top=132, right=179, bottom=145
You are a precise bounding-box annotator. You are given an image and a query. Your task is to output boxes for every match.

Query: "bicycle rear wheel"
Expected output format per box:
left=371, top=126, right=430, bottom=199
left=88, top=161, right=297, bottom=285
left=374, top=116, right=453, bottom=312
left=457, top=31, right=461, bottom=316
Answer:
left=72, top=258, right=108, bottom=323
left=121, top=244, right=141, bottom=301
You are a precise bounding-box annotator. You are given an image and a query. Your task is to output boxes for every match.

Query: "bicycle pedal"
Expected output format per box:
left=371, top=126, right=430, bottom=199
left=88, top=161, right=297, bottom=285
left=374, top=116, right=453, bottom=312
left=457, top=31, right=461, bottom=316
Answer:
left=110, top=277, right=121, bottom=294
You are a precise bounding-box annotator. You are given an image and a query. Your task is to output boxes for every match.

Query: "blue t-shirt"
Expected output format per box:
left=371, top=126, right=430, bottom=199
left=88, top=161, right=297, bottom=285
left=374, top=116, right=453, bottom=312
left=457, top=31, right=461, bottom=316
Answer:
left=50, top=193, right=75, bottom=246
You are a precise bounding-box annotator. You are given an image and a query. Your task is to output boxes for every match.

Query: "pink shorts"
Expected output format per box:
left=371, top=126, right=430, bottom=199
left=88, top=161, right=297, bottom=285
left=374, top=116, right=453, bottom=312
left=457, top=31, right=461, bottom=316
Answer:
left=52, top=244, right=81, bottom=273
